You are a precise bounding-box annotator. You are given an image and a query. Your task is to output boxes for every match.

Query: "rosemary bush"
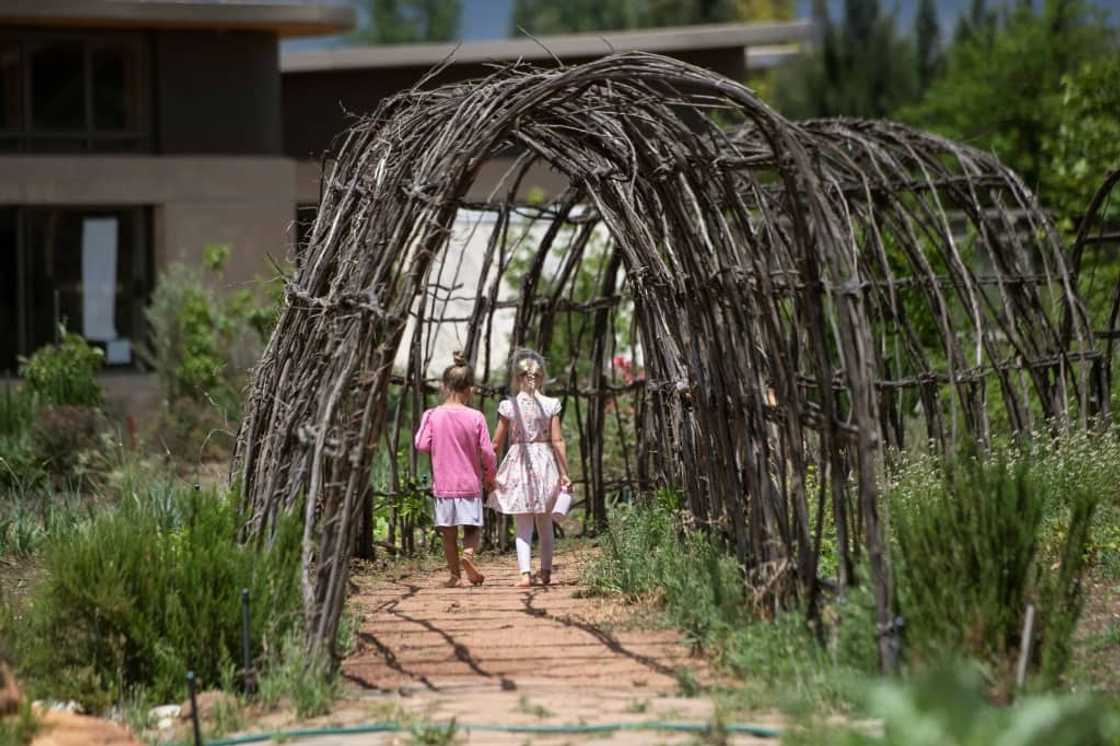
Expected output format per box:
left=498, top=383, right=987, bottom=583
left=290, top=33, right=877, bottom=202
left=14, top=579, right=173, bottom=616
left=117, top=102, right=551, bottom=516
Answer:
left=889, top=432, right=1110, bottom=691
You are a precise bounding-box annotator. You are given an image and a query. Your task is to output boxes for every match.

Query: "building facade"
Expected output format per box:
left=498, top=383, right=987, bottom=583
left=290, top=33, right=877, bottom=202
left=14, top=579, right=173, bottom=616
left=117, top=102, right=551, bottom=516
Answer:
left=1, top=2, right=808, bottom=386
left=0, top=0, right=352, bottom=374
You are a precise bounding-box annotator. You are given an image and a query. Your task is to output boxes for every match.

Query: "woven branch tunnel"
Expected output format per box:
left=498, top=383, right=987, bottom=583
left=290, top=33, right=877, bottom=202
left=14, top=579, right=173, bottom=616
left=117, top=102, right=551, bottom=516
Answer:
left=232, top=52, right=1103, bottom=671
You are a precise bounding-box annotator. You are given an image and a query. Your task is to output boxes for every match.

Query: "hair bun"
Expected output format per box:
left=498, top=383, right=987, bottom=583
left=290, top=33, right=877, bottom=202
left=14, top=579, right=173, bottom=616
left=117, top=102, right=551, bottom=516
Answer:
left=452, top=350, right=467, bottom=367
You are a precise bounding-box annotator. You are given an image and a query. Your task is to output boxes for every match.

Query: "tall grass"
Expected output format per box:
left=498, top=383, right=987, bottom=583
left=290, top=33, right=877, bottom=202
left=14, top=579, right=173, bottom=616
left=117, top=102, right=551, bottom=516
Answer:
left=583, top=489, right=876, bottom=711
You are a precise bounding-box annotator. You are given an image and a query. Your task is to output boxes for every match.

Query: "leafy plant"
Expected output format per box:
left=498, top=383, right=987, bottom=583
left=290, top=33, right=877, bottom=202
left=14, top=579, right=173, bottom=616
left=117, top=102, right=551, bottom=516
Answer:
left=143, top=252, right=280, bottom=457
left=18, top=332, right=103, bottom=408
left=408, top=718, right=459, bottom=746
left=786, top=662, right=1120, bottom=745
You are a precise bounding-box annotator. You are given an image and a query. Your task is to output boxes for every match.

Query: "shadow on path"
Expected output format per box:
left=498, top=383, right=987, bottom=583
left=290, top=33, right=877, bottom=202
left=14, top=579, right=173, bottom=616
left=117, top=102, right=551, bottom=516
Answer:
left=519, top=588, right=681, bottom=679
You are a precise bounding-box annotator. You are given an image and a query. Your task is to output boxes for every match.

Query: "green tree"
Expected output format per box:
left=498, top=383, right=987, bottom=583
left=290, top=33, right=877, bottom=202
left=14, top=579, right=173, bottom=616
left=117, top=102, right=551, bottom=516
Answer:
left=914, top=0, right=941, bottom=92
left=901, top=0, right=1115, bottom=198
left=510, top=0, right=760, bottom=36
left=736, top=0, right=795, bottom=21
left=1046, top=57, right=1120, bottom=228
left=953, top=0, right=996, bottom=45
left=352, top=0, right=460, bottom=44
left=771, top=0, right=918, bottom=119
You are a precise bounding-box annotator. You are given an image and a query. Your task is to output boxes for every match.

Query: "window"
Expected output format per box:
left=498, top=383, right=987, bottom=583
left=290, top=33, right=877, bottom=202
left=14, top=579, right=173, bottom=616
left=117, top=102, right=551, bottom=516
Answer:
left=0, top=32, right=149, bottom=153
left=0, top=208, right=17, bottom=374
left=0, top=206, right=150, bottom=373
left=294, top=204, right=318, bottom=256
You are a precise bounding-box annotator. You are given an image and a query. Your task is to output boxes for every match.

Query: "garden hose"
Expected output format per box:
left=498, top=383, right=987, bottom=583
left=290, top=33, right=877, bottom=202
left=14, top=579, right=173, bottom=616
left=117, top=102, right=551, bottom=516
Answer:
left=205, top=718, right=782, bottom=744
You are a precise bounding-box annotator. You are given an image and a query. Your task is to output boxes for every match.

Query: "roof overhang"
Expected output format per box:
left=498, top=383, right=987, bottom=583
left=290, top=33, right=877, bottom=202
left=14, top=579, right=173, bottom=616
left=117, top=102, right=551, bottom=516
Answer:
left=282, top=20, right=813, bottom=73
left=0, top=0, right=356, bottom=38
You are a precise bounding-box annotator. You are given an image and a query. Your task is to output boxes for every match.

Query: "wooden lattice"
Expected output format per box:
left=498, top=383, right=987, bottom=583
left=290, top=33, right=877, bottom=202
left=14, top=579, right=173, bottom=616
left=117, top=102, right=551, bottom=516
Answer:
left=232, top=53, right=1101, bottom=671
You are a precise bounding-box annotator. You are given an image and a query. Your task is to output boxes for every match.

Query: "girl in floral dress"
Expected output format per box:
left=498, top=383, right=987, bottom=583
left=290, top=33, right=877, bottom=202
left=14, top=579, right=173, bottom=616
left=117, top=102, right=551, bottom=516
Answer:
left=415, top=352, right=497, bottom=587
left=488, top=349, right=572, bottom=587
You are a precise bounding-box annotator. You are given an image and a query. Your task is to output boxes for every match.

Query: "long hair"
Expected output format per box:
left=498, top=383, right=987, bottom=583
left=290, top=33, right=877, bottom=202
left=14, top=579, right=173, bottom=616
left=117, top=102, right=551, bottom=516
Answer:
left=508, top=347, right=547, bottom=395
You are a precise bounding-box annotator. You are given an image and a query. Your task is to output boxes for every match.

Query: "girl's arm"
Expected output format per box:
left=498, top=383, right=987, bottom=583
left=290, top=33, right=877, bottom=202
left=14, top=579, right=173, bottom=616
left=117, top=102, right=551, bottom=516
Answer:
left=492, top=417, right=509, bottom=455
left=414, top=410, right=433, bottom=453
left=550, top=416, right=572, bottom=490
left=479, top=419, right=498, bottom=490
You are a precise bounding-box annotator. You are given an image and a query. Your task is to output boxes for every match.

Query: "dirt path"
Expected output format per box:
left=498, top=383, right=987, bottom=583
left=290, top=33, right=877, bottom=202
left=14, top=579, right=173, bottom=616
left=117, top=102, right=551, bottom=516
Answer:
left=270, top=544, right=783, bottom=744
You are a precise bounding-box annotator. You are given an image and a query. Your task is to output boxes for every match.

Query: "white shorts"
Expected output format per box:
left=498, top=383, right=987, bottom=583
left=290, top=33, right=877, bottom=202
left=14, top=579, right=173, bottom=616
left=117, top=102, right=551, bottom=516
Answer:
left=432, top=496, right=484, bottom=527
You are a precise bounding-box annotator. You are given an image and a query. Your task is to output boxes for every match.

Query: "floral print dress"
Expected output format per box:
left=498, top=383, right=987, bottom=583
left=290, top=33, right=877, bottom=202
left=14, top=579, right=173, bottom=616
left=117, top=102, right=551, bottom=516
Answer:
left=487, top=391, right=563, bottom=515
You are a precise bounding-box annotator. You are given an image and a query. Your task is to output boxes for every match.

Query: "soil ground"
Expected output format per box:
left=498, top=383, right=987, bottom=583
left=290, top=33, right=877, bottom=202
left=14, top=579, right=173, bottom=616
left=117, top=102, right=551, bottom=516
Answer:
left=1069, top=566, right=1120, bottom=696
left=240, top=543, right=785, bottom=745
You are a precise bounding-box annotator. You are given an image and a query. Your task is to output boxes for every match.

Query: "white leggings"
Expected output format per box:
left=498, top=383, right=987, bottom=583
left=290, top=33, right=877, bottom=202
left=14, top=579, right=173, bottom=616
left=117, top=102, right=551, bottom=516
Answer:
left=514, top=513, right=554, bottom=574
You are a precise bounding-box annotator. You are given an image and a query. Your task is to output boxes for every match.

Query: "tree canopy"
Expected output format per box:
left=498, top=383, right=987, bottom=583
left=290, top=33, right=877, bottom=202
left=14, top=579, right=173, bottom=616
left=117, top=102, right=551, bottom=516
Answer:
left=351, top=0, right=460, bottom=44
left=900, top=0, right=1116, bottom=217
left=510, top=0, right=792, bottom=36
left=770, top=0, right=920, bottom=119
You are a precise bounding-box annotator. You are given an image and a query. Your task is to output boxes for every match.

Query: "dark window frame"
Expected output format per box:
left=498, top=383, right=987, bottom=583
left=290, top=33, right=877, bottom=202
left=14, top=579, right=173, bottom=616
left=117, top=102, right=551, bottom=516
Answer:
left=1, top=204, right=152, bottom=372
left=0, top=28, right=151, bottom=153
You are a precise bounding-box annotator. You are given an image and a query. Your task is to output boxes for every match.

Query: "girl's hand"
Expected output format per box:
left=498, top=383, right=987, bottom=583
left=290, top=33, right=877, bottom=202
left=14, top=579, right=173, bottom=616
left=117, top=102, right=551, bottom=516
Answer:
left=560, top=475, right=572, bottom=491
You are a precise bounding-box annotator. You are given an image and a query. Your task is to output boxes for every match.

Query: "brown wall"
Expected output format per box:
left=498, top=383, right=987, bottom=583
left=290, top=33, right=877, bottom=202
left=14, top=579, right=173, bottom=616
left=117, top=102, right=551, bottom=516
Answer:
left=282, top=47, right=746, bottom=160
left=0, top=155, right=296, bottom=286
left=155, top=30, right=282, bottom=155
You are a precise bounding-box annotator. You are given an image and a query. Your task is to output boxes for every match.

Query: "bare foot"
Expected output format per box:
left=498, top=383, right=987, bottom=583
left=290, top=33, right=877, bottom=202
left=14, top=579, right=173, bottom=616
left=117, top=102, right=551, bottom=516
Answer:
left=461, top=556, right=485, bottom=586
left=443, top=575, right=462, bottom=588
left=539, top=569, right=551, bottom=586
left=514, top=573, right=533, bottom=588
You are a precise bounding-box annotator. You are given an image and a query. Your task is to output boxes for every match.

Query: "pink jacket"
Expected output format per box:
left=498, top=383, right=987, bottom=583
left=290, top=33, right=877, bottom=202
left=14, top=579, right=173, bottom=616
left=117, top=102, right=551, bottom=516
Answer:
left=414, top=406, right=497, bottom=498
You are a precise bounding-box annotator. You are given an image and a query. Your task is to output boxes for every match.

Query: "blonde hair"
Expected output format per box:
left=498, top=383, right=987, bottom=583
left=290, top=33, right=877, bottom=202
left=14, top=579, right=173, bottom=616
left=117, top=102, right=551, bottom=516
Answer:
left=509, top=348, right=547, bottom=395
left=442, top=350, right=475, bottom=394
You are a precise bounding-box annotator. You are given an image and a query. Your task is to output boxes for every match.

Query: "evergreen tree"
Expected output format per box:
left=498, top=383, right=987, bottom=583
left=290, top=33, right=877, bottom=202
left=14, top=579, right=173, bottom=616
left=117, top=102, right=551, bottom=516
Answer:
left=772, top=0, right=918, bottom=119
left=915, top=0, right=941, bottom=92
left=510, top=0, right=783, bottom=36
left=736, top=0, right=795, bottom=21
left=954, top=0, right=995, bottom=44
left=353, top=0, right=461, bottom=44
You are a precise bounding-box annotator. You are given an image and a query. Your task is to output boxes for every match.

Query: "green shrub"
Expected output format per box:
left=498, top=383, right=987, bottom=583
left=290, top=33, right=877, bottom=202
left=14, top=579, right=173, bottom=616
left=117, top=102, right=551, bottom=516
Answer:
left=18, top=332, right=102, bottom=408
left=256, top=632, right=338, bottom=719
left=0, top=383, right=35, bottom=438
left=786, top=662, right=1120, bottom=745
left=0, top=701, right=39, bottom=746
left=0, top=491, right=87, bottom=558
left=28, top=405, right=102, bottom=479
left=143, top=255, right=279, bottom=457
left=0, top=382, right=45, bottom=491
left=0, top=430, right=45, bottom=493
left=6, top=481, right=302, bottom=709
left=890, top=438, right=1103, bottom=692
left=585, top=491, right=876, bottom=712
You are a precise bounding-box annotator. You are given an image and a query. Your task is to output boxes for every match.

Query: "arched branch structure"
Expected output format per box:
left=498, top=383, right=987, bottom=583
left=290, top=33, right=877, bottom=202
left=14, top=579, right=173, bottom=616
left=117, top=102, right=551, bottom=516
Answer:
left=1071, top=169, right=1120, bottom=401
left=232, top=53, right=1099, bottom=671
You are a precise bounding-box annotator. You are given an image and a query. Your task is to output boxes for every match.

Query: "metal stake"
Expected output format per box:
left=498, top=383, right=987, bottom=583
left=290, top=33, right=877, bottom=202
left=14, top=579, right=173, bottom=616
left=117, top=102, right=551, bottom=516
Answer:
left=241, top=588, right=253, bottom=693
left=1016, top=603, right=1036, bottom=690
left=187, top=670, right=201, bottom=746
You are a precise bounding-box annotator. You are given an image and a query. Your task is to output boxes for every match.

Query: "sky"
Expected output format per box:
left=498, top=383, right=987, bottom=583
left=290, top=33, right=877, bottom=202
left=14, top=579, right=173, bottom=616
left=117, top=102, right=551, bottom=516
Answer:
left=282, top=0, right=1119, bottom=52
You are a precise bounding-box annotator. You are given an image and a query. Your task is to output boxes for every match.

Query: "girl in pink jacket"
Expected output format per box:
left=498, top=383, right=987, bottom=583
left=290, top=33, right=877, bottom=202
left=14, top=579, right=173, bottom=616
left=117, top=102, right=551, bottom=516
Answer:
left=414, top=352, right=497, bottom=587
